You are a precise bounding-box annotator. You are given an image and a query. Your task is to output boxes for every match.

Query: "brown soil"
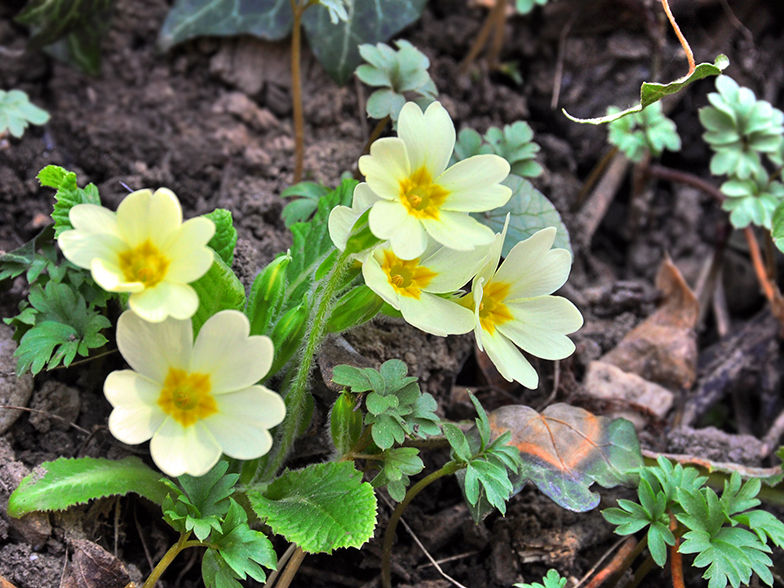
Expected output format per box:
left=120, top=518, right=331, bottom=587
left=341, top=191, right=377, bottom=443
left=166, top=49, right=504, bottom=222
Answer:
left=1, top=0, right=784, bottom=587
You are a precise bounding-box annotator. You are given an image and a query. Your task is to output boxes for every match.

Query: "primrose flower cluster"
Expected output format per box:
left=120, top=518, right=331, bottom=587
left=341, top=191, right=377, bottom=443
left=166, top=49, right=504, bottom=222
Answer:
left=330, top=101, right=583, bottom=388
left=58, top=187, right=285, bottom=476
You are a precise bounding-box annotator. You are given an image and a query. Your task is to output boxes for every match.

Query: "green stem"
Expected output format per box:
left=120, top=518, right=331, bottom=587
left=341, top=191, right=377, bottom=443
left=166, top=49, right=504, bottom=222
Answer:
left=142, top=533, right=202, bottom=588
left=381, top=461, right=463, bottom=588
left=259, top=248, right=353, bottom=482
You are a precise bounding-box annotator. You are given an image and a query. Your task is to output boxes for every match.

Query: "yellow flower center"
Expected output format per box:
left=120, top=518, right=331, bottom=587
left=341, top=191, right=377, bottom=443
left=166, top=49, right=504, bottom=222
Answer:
left=381, top=250, right=437, bottom=299
left=118, top=240, right=169, bottom=288
left=399, top=167, right=449, bottom=220
left=460, top=281, right=514, bottom=335
left=157, top=368, right=217, bottom=428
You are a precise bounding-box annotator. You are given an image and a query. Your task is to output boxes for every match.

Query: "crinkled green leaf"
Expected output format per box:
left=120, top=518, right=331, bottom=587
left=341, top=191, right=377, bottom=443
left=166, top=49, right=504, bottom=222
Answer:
left=303, top=0, right=427, bottom=85
left=40, top=165, right=101, bottom=238
left=472, top=175, right=571, bottom=256
left=8, top=457, right=169, bottom=517
left=204, top=209, right=238, bottom=266
left=13, top=280, right=110, bottom=376
left=0, top=225, right=55, bottom=283
left=453, top=122, right=542, bottom=178
left=158, top=0, right=293, bottom=51
left=0, top=90, right=50, bottom=138
left=564, top=55, right=729, bottom=124
left=249, top=461, right=377, bottom=553
left=190, top=252, right=246, bottom=337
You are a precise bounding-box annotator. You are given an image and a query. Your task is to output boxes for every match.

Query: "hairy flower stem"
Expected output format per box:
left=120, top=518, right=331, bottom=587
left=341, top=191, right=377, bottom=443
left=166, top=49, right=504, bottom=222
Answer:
left=381, top=461, right=463, bottom=588
left=259, top=248, right=353, bottom=483
left=142, top=533, right=202, bottom=588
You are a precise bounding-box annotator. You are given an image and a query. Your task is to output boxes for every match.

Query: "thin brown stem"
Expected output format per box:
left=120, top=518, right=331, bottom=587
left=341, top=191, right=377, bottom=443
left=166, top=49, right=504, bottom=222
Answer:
left=669, top=513, right=685, bottom=588
left=271, top=546, right=306, bottom=588
left=486, top=0, right=507, bottom=69
left=361, top=115, right=391, bottom=157
left=660, top=0, right=695, bottom=75
left=644, top=164, right=725, bottom=203
left=290, top=0, right=307, bottom=182
left=744, top=226, right=777, bottom=304
left=459, top=0, right=501, bottom=73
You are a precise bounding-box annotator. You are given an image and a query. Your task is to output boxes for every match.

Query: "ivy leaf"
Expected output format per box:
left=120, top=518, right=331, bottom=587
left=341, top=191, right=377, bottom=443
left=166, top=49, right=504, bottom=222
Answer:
left=15, top=0, right=113, bottom=53
left=280, top=182, right=330, bottom=227
left=472, top=175, right=571, bottom=256
left=8, top=457, right=170, bottom=517
left=13, top=281, right=111, bottom=376
left=0, top=90, right=50, bottom=138
left=162, top=461, right=238, bottom=541
left=487, top=403, right=643, bottom=512
left=204, top=209, right=238, bottom=266
left=158, top=0, right=293, bottom=51
left=190, top=252, right=246, bottom=337
left=249, top=461, right=377, bottom=554
left=283, top=179, right=355, bottom=314
left=564, top=55, right=729, bottom=125
left=39, top=165, right=101, bottom=238
left=302, top=0, right=428, bottom=85
left=201, top=499, right=277, bottom=588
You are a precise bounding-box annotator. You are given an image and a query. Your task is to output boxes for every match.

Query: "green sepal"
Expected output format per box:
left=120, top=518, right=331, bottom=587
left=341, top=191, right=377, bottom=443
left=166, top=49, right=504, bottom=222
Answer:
left=326, top=285, right=383, bottom=333
left=8, top=456, right=170, bottom=517
left=344, top=208, right=382, bottom=254
left=267, top=301, right=308, bottom=377
left=204, top=208, right=238, bottom=266
left=190, top=252, right=246, bottom=336
left=330, top=391, right=364, bottom=455
left=246, top=253, right=291, bottom=336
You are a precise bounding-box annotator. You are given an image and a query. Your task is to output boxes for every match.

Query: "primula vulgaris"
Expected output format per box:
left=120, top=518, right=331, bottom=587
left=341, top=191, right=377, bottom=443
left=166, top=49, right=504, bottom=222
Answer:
left=362, top=242, right=489, bottom=337
left=58, top=188, right=214, bottom=323
left=329, top=183, right=381, bottom=251
left=357, top=101, right=512, bottom=260
left=104, top=310, right=286, bottom=477
left=461, top=226, right=583, bottom=389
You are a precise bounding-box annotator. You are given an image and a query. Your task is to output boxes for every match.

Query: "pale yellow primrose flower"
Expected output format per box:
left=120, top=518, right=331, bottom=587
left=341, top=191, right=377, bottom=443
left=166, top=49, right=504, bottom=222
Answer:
left=462, top=226, right=583, bottom=389
left=58, top=188, right=215, bottom=323
left=359, top=101, right=512, bottom=260
left=104, top=310, right=286, bottom=477
left=362, top=242, right=488, bottom=336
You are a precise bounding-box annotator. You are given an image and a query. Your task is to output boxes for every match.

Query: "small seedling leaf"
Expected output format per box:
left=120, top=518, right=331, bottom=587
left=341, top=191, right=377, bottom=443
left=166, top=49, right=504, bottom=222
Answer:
left=0, top=90, right=50, bottom=138
left=8, top=456, right=169, bottom=517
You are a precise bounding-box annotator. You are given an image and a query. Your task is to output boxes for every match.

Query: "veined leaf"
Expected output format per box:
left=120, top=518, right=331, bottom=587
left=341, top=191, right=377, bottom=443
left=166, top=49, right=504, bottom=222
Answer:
left=302, top=0, right=427, bottom=85
left=488, top=403, right=643, bottom=511
left=472, top=175, right=571, bottom=255
left=204, top=208, right=238, bottom=266
left=39, top=165, right=101, bottom=238
left=8, top=456, right=169, bottom=517
left=15, top=0, right=113, bottom=52
left=249, top=461, right=377, bottom=554
left=190, top=252, right=246, bottom=336
left=564, top=55, right=729, bottom=125
left=158, top=0, right=293, bottom=51
left=0, top=225, right=55, bottom=283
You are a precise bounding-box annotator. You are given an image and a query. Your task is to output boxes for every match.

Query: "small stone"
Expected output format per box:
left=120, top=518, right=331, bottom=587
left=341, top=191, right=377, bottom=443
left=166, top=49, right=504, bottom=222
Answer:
left=584, top=361, right=674, bottom=418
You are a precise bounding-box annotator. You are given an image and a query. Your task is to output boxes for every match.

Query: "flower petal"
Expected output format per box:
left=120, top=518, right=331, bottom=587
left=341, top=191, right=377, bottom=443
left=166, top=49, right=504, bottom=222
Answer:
left=421, top=212, right=494, bottom=251
left=362, top=250, right=401, bottom=308
left=104, top=369, right=162, bottom=407
left=150, top=419, right=222, bottom=477
left=422, top=244, right=489, bottom=293
left=116, top=311, right=191, bottom=381
left=499, top=296, right=583, bottom=359
left=369, top=200, right=428, bottom=260
left=128, top=281, right=199, bottom=322
left=163, top=217, right=216, bottom=283
left=191, top=311, right=274, bottom=391
left=329, top=205, right=360, bottom=251
left=105, top=370, right=165, bottom=444
left=438, top=155, right=511, bottom=211
left=59, top=231, right=126, bottom=272
left=117, top=188, right=182, bottom=247
left=68, top=203, right=119, bottom=234
left=397, top=101, right=455, bottom=178
left=353, top=182, right=382, bottom=210
left=204, top=416, right=274, bottom=460
left=211, top=385, right=286, bottom=429
left=495, top=228, right=573, bottom=298
left=91, top=258, right=144, bottom=293
left=399, top=293, right=475, bottom=336
left=360, top=137, right=410, bottom=200
left=481, top=329, right=539, bottom=389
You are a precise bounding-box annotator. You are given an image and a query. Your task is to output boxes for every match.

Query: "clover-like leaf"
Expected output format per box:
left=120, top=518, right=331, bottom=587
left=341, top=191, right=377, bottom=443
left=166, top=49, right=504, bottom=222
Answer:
left=607, top=101, right=681, bottom=162
left=514, top=569, right=567, bottom=588
left=565, top=55, right=729, bottom=125
left=0, top=90, right=50, bottom=138
left=453, top=121, right=542, bottom=178
left=720, top=172, right=784, bottom=229
left=249, top=462, right=377, bottom=553
left=370, top=447, right=424, bottom=502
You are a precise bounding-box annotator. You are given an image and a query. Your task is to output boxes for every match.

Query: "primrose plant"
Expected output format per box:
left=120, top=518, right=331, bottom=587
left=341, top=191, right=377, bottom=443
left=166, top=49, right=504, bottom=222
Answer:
left=4, top=99, right=642, bottom=588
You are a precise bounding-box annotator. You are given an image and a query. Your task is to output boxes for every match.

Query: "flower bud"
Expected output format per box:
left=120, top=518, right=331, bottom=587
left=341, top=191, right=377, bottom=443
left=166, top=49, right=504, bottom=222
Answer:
left=327, top=285, right=384, bottom=333
left=247, top=253, right=291, bottom=336
left=330, top=391, right=363, bottom=455
left=268, top=301, right=308, bottom=376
